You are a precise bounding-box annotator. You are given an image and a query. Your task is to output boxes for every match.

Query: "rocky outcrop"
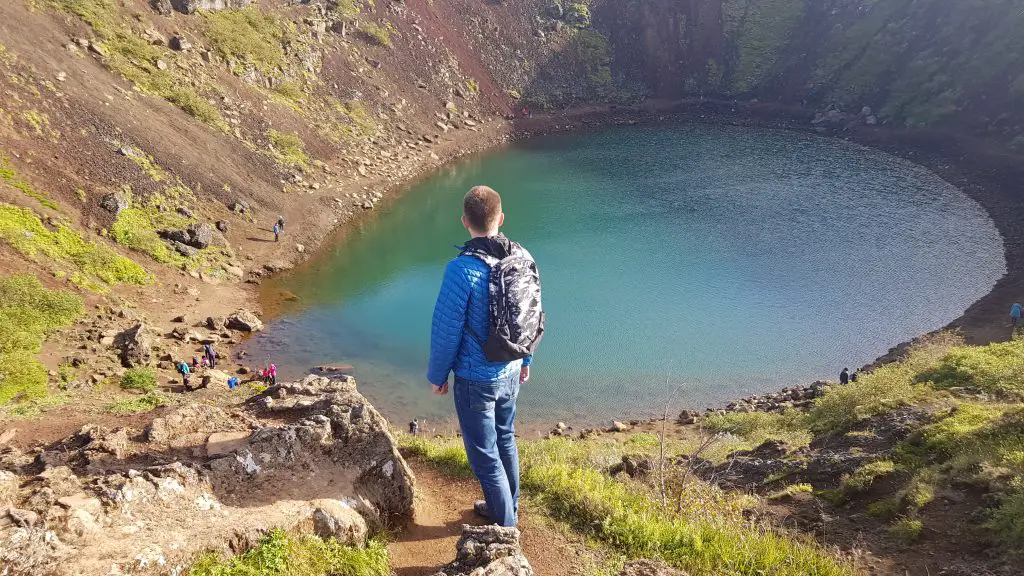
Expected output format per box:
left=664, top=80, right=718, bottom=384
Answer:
left=230, top=375, right=416, bottom=525
left=146, top=403, right=252, bottom=447
left=157, top=222, right=221, bottom=251
left=1, top=375, right=414, bottom=575
left=433, top=525, right=533, bottom=576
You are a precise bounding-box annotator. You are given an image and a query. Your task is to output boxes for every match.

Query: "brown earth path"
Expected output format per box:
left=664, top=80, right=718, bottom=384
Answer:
left=389, top=461, right=594, bottom=576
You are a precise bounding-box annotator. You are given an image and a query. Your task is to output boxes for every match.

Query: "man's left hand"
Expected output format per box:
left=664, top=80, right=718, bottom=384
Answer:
left=520, top=366, right=530, bottom=384
left=432, top=382, right=449, bottom=395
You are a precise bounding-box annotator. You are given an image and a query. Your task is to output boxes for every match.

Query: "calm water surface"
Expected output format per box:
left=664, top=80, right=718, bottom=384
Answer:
left=245, top=126, right=1005, bottom=427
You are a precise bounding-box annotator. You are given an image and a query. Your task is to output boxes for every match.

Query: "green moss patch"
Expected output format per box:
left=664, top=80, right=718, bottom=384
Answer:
left=203, top=8, right=291, bottom=75
left=110, top=206, right=190, bottom=266
left=0, top=274, right=83, bottom=405
left=0, top=204, right=150, bottom=291
left=920, top=340, right=1024, bottom=400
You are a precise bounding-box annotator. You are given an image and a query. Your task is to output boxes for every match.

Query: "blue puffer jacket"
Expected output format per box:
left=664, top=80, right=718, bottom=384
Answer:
left=427, top=237, right=533, bottom=386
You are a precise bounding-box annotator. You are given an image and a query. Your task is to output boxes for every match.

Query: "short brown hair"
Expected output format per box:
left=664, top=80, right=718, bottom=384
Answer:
left=463, top=186, right=502, bottom=233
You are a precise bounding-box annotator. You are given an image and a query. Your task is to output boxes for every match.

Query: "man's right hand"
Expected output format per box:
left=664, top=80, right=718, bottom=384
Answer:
left=432, top=382, right=449, bottom=395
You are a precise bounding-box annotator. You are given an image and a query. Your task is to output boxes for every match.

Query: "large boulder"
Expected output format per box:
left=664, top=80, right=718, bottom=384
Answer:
left=116, top=323, right=152, bottom=368
left=433, top=525, right=532, bottom=576
left=310, top=499, right=368, bottom=546
left=188, top=222, right=214, bottom=249
left=99, top=191, right=129, bottom=215
left=226, top=309, right=263, bottom=332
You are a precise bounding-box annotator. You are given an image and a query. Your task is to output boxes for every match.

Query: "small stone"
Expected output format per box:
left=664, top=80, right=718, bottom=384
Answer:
left=610, top=421, right=630, bottom=433
left=156, top=59, right=167, bottom=71
left=295, top=244, right=305, bottom=254
left=56, top=71, right=67, bottom=82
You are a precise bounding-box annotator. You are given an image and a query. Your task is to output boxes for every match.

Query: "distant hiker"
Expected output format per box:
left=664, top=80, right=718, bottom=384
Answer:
left=204, top=343, right=216, bottom=369
left=260, top=367, right=271, bottom=384
left=273, top=223, right=280, bottom=242
left=851, top=371, right=858, bottom=383
left=1011, top=303, right=1022, bottom=328
left=409, top=419, right=419, bottom=435
left=427, top=185, right=545, bottom=528
left=268, top=362, right=278, bottom=385
left=278, top=216, right=285, bottom=231
left=200, top=355, right=209, bottom=368
left=192, top=356, right=200, bottom=369
left=840, top=367, right=850, bottom=385
left=177, top=360, right=191, bottom=390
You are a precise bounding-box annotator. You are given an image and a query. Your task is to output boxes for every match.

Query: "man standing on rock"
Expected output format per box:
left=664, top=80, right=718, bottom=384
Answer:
left=427, top=185, right=545, bottom=528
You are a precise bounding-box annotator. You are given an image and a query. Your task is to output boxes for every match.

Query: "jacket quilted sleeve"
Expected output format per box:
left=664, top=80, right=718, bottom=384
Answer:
left=426, top=258, right=471, bottom=385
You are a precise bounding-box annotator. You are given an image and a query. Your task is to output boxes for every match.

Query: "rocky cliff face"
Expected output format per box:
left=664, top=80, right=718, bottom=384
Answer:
left=0, top=375, right=415, bottom=575
left=591, top=0, right=1024, bottom=146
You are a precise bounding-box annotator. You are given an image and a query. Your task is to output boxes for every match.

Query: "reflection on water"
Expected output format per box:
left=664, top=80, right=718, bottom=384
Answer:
left=245, top=125, right=1005, bottom=427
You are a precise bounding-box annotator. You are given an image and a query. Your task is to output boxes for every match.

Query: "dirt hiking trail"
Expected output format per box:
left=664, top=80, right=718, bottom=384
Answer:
left=389, top=462, right=590, bottom=576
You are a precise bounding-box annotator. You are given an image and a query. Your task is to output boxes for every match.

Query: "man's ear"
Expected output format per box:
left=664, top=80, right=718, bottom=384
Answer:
left=498, top=212, right=505, bottom=227
left=461, top=214, right=470, bottom=230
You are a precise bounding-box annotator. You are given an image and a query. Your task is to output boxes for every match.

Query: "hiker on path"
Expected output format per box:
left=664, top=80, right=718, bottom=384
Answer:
left=851, top=370, right=858, bottom=383
left=177, top=360, right=191, bottom=390
left=840, top=367, right=850, bottom=385
left=268, top=362, right=278, bottom=385
left=409, top=419, right=419, bottom=435
left=204, top=343, right=216, bottom=369
left=427, top=185, right=545, bottom=528
left=278, top=216, right=285, bottom=231
left=1011, top=303, right=1022, bottom=329
left=273, top=222, right=280, bottom=242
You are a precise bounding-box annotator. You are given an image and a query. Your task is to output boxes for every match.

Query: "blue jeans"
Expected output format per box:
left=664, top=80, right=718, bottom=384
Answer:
left=454, top=373, right=520, bottom=527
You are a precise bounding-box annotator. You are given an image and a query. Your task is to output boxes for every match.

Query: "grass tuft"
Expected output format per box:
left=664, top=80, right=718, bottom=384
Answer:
left=106, top=392, right=166, bottom=415
left=920, top=340, right=1024, bottom=400
left=267, top=130, right=310, bottom=171
left=120, top=367, right=157, bottom=392
left=704, top=410, right=811, bottom=447
left=887, top=517, right=923, bottom=543
left=359, top=23, right=392, bottom=48
left=203, top=8, right=289, bottom=75
left=188, top=529, right=389, bottom=576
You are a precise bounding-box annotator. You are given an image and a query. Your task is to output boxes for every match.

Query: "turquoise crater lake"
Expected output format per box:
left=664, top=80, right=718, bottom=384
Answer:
left=246, top=125, right=1005, bottom=427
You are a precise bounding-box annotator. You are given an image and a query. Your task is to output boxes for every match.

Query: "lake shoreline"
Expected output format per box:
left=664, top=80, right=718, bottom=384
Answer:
left=253, top=99, right=1023, bottom=431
